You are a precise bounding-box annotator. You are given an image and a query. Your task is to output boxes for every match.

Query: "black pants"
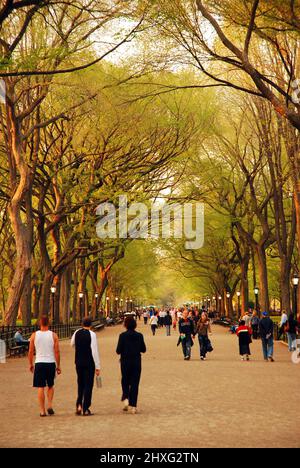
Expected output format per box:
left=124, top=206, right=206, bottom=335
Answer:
left=76, top=364, right=95, bottom=412
left=252, top=324, right=259, bottom=339
left=121, top=358, right=141, bottom=408
left=198, top=335, right=209, bottom=357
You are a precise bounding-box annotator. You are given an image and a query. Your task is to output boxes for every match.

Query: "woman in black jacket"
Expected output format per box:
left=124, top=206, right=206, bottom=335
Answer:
left=116, top=316, right=146, bottom=414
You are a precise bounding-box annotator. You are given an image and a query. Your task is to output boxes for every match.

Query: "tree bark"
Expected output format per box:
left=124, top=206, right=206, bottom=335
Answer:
left=255, top=244, right=270, bottom=312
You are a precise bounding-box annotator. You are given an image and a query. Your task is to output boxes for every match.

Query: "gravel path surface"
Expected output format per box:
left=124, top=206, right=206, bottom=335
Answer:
left=0, top=322, right=299, bottom=448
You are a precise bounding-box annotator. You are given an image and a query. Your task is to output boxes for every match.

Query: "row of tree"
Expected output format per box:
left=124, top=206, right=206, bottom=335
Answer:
left=0, top=1, right=299, bottom=323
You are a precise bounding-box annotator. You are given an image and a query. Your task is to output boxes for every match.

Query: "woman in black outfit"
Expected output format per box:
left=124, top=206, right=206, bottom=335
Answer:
left=116, top=316, right=146, bottom=414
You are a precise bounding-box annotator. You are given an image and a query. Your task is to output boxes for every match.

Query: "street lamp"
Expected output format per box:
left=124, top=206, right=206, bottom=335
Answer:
left=50, top=286, right=56, bottom=324
left=226, top=292, right=230, bottom=317
left=218, top=295, right=222, bottom=316
left=292, top=275, right=299, bottom=317
left=254, top=287, right=259, bottom=311
left=106, top=296, right=110, bottom=316
left=78, top=292, right=84, bottom=320
left=130, top=299, right=133, bottom=312
left=237, top=291, right=241, bottom=317
left=115, top=297, right=119, bottom=315
left=95, top=293, right=99, bottom=319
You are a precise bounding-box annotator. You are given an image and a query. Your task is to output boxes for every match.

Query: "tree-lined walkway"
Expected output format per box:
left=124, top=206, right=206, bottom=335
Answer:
left=0, top=323, right=299, bottom=448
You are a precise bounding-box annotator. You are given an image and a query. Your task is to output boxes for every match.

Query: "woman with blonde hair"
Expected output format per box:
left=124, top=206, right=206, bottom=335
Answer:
left=195, top=312, right=212, bottom=361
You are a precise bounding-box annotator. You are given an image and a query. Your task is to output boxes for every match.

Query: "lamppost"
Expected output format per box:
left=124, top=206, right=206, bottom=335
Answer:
left=130, top=299, right=133, bottom=312
left=292, top=275, right=299, bottom=318
left=115, top=297, right=119, bottom=315
left=78, top=292, right=84, bottom=321
left=125, top=299, right=128, bottom=313
left=226, top=292, right=230, bottom=317
left=50, top=286, right=56, bottom=324
left=254, top=287, right=259, bottom=312
left=120, top=298, right=123, bottom=313
left=218, top=295, right=222, bottom=316
left=95, top=293, right=99, bottom=319
left=237, top=291, right=241, bottom=318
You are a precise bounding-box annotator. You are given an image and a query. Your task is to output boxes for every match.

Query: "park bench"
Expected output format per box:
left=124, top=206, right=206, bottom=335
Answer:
left=9, top=344, right=27, bottom=358
left=93, top=323, right=105, bottom=332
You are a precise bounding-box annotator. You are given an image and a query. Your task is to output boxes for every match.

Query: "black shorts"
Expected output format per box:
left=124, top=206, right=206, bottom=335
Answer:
left=33, top=363, right=56, bottom=388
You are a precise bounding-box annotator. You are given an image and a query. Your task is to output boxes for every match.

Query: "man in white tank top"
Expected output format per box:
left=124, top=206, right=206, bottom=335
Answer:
left=28, top=315, right=61, bottom=417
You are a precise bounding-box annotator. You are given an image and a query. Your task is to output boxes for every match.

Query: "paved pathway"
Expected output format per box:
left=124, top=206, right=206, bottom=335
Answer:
left=0, top=323, right=299, bottom=448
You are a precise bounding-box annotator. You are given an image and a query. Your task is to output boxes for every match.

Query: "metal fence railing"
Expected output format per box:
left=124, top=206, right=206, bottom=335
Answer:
left=0, top=318, right=107, bottom=356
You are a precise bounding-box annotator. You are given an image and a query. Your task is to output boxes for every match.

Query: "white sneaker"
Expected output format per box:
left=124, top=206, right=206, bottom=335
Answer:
left=122, top=399, right=129, bottom=412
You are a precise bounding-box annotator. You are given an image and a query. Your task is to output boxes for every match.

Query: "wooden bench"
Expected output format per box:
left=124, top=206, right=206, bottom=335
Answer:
left=9, top=345, right=27, bottom=358
left=93, top=323, right=105, bottom=332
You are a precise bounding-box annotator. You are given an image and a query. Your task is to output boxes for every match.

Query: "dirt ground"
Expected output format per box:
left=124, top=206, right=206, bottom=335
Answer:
left=0, top=322, right=299, bottom=448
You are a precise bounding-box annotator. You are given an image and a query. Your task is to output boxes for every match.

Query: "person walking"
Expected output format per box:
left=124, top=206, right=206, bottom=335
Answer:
left=251, top=310, right=260, bottom=339
left=242, top=310, right=252, bottom=328
left=236, top=320, right=252, bottom=361
left=164, top=311, right=172, bottom=336
left=71, top=316, right=101, bottom=416
left=28, top=315, right=61, bottom=417
left=278, top=309, right=288, bottom=340
left=259, top=312, right=275, bottom=362
left=150, top=313, right=158, bottom=335
left=116, top=316, right=146, bottom=414
left=143, top=309, right=149, bottom=325
left=178, top=309, right=195, bottom=360
left=172, top=309, right=177, bottom=330
left=195, top=312, right=212, bottom=361
left=285, top=313, right=299, bottom=352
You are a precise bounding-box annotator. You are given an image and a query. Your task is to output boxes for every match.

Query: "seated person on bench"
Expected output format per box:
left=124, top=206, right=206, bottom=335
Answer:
left=14, top=329, right=30, bottom=350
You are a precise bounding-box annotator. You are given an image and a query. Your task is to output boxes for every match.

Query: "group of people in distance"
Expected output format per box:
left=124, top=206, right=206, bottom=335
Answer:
left=236, top=309, right=300, bottom=362
left=144, top=307, right=213, bottom=361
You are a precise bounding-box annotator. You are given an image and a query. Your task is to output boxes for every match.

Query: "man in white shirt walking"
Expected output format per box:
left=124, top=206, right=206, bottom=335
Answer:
left=278, top=309, right=288, bottom=340
left=71, top=316, right=100, bottom=416
left=28, top=315, right=61, bottom=417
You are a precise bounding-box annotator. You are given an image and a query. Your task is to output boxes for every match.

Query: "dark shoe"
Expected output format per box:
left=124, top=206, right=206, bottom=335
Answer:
left=47, top=408, right=55, bottom=416
left=40, top=413, right=47, bottom=417
left=83, top=409, right=93, bottom=416
left=268, top=357, right=275, bottom=362
left=75, top=407, right=82, bottom=416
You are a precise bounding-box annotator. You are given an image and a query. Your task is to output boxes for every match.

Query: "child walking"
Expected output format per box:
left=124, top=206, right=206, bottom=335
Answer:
left=236, top=320, right=252, bottom=361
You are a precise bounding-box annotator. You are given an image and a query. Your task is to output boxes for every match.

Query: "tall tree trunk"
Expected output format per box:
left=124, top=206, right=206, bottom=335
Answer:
left=4, top=88, right=32, bottom=325
left=20, top=273, right=32, bottom=326
left=255, top=244, right=270, bottom=312
left=240, top=256, right=249, bottom=315
left=32, top=276, right=40, bottom=319
left=280, top=256, right=292, bottom=314
left=60, top=264, right=73, bottom=324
